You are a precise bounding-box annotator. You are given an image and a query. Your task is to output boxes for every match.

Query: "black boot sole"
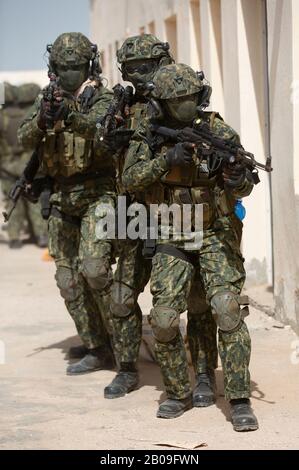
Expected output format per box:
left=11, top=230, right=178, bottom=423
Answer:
left=66, top=366, right=105, bottom=376
left=233, top=423, right=259, bottom=432
left=157, top=402, right=193, bottom=419
left=193, top=397, right=215, bottom=408
left=104, top=384, right=139, bottom=399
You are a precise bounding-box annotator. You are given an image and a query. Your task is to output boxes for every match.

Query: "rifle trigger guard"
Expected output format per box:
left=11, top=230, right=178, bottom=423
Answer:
left=207, top=153, right=222, bottom=173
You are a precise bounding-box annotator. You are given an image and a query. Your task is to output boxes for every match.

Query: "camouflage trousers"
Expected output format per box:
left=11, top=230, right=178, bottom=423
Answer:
left=111, top=239, right=218, bottom=374
left=48, top=182, right=116, bottom=351
left=2, top=179, right=47, bottom=241
left=150, top=216, right=251, bottom=401
left=111, top=238, right=151, bottom=365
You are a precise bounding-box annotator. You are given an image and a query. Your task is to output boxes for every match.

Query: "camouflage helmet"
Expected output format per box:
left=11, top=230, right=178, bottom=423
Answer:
left=150, top=64, right=204, bottom=100
left=48, top=32, right=94, bottom=67
left=117, top=34, right=172, bottom=64
left=18, top=83, right=41, bottom=105
left=4, top=82, right=18, bottom=105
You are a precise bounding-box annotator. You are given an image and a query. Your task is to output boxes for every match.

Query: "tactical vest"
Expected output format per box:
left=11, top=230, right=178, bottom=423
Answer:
left=40, top=88, right=110, bottom=179
left=140, top=112, right=236, bottom=229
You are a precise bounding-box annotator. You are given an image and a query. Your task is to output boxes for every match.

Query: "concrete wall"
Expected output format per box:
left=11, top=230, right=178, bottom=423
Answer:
left=90, top=0, right=299, bottom=331
left=266, top=0, right=299, bottom=332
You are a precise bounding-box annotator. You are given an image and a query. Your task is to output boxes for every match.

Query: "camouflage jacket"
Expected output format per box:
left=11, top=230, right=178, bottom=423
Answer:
left=115, top=95, right=148, bottom=195
left=122, top=111, right=254, bottom=238
left=17, top=84, right=116, bottom=181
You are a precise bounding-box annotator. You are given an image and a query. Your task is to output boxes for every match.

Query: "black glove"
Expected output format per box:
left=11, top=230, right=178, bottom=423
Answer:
left=37, top=98, right=69, bottom=130
left=165, top=142, right=195, bottom=168
left=222, top=162, right=246, bottom=187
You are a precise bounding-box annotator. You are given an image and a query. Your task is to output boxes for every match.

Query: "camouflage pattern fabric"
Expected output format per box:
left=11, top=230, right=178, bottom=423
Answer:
left=187, top=268, right=218, bottom=374
left=150, top=216, right=249, bottom=401
left=151, top=63, right=203, bottom=100
left=117, top=34, right=172, bottom=64
left=122, top=100, right=254, bottom=400
left=48, top=187, right=116, bottom=349
left=106, top=94, right=218, bottom=372
left=108, top=100, right=152, bottom=366
left=18, top=70, right=117, bottom=351
left=112, top=238, right=152, bottom=364
left=49, top=32, right=93, bottom=66
left=0, top=83, right=47, bottom=242
left=108, top=99, right=218, bottom=372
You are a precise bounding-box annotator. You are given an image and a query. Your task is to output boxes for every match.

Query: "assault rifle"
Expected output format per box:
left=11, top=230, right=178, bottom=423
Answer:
left=150, top=119, right=272, bottom=180
left=2, top=148, right=40, bottom=222
left=97, top=84, right=134, bottom=141
left=42, top=72, right=68, bottom=129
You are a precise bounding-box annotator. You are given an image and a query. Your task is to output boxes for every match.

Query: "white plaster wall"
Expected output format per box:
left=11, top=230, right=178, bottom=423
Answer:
left=90, top=0, right=299, bottom=330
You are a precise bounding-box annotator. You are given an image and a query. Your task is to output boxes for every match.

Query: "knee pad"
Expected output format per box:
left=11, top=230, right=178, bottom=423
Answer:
left=110, top=282, right=135, bottom=317
left=82, top=257, right=112, bottom=291
left=55, top=267, right=81, bottom=302
left=211, top=291, right=248, bottom=332
left=149, top=306, right=180, bottom=343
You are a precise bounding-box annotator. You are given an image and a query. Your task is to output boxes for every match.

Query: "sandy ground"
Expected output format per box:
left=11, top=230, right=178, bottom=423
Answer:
left=0, top=237, right=299, bottom=450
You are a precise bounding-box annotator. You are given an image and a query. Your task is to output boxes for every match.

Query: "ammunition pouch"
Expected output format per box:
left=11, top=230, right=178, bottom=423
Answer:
left=41, top=131, right=94, bottom=178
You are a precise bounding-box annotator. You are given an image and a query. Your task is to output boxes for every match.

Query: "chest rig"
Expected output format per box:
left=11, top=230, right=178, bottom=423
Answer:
left=144, top=112, right=236, bottom=228
left=40, top=87, right=96, bottom=178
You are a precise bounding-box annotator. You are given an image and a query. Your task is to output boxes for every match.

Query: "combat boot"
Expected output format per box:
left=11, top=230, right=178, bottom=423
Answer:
left=104, top=363, right=139, bottom=399
left=157, top=396, right=193, bottom=419
left=68, top=344, right=88, bottom=359
left=230, top=398, right=259, bottom=432
left=66, top=347, right=115, bottom=375
left=9, top=239, right=23, bottom=249
left=193, top=369, right=216, bottom=407
left=36, top=235, right=48, bottom=248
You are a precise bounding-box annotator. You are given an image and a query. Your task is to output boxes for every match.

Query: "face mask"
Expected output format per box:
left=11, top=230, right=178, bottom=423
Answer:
left=165, top=95, right=198, bottom=123
left=56, top=64, right=88, bottom=92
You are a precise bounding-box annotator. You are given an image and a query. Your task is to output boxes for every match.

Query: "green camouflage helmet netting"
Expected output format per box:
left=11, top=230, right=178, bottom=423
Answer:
left=151, top=63, right=204, bottom=99
left=18, top=83, right=41, bottom=105
left=117, top=34, right=172, bottom=63
left=49, top=32, right=93, bottom=66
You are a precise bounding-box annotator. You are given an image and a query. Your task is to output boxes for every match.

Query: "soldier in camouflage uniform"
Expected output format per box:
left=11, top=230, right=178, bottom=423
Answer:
left=122, top=64, right=259, bottom=431
left=0, top=83, right=48, bottom=248
left=100, top=35, right=218, bottom=407
left=18, top=33, right=116, bottom=375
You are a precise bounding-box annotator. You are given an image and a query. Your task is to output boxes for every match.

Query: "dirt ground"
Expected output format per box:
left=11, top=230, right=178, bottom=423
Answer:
left=0, top=237, right=299, bottom=450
